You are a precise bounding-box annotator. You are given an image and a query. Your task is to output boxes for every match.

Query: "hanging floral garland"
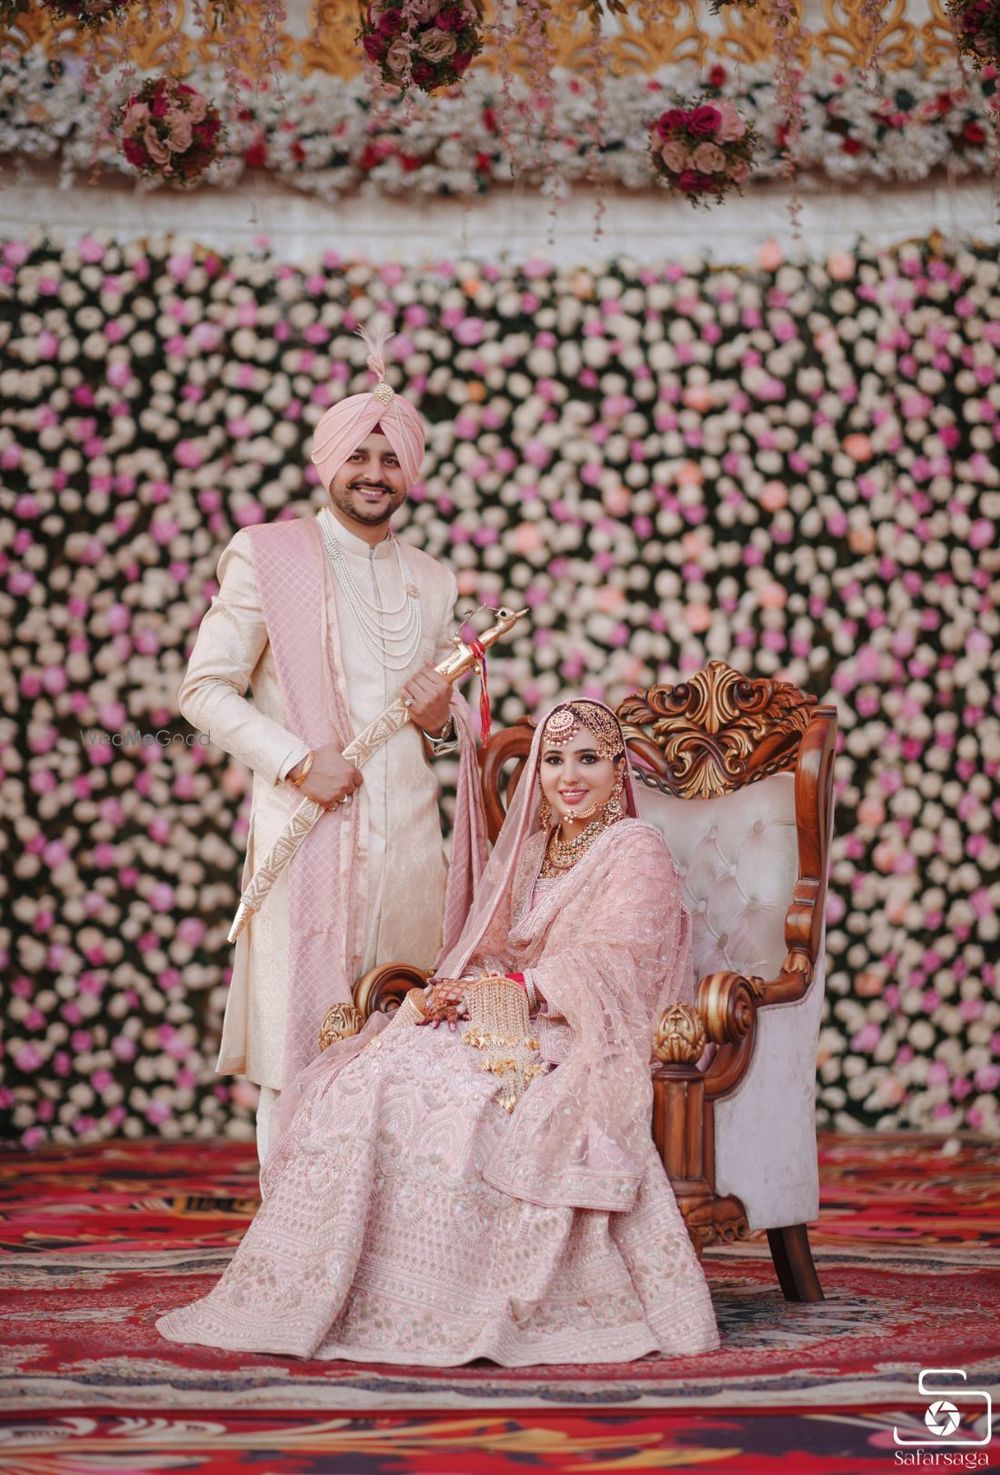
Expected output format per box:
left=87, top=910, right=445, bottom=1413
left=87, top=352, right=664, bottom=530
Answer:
left=860, top=0, right=886, bottom=91
left=201, top=0, right=255, bottom=107
left=765, top=0, right=806, bottom=237
left=946, top=0, right=1000, bottom=68
left=649, top=97, right=757, bottom=205
left=517, top=0, right=563, bottom=213
left=115, top=77, right=222, bottom=185
left=42, top=0, right=133, bottom=22
left=359, top=0, right=484, bottom=93
left=2, top=53, right=995, bottom=197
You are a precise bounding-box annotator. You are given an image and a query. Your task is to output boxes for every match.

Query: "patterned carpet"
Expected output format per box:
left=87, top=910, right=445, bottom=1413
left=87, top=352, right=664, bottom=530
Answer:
left=1, top=1134, right=998, bottom=1470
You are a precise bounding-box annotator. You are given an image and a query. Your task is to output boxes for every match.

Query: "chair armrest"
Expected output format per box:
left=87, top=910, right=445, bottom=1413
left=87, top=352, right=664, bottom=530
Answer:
left=316, top=963, right=433, bottom=1051
left=695, top=959, right=821, bottom=1098
left=692, top=969, right=762, bottom=1098
left=354, top=962, right=433, bottom=1019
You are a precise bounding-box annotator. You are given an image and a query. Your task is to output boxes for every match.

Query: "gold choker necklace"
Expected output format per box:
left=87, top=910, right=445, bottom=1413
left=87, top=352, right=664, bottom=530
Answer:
left=540, top=815, right=608, bottom=877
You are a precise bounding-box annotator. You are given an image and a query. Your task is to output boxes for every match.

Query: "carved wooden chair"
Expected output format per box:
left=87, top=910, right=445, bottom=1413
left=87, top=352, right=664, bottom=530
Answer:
left=322, top=660, right=837, bottom=1304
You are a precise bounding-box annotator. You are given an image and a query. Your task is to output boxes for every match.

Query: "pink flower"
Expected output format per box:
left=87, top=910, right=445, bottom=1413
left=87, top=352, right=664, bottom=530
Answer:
left=184, top=90, right=209, bottom=125
left=121, top=101, right=149, bottom=135
left=660, top=140, right=688, bottom=172
left=175, top=439, right=204, bottom=468
left=454, top=316, right=484, bottom=345
left=692, top=140, right=726, bottom=172
left=143, top=126, right=172, bottom=168
left=688, top=104, right=722, bottom=137
left=166, top=110, right=193, bottom=153
left=715, top=100, right=747, bottom=142
left=385, top=36, right=411, bottom=74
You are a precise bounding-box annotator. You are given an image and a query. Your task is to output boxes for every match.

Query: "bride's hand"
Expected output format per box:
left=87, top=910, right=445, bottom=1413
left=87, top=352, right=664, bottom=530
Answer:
left=418, top=978, right=466, bottom=1030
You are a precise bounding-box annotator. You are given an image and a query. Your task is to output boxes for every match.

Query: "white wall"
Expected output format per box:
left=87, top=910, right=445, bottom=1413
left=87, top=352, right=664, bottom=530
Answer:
left=1, top=162, right=996, bottom=265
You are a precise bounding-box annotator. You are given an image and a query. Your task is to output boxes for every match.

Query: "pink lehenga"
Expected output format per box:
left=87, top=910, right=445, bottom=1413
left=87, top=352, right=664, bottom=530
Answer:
left=157, top=704, right=719, bottom=1366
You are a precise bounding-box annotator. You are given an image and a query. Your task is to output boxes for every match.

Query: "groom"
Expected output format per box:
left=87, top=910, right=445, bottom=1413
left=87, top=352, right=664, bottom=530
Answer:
left=180, top=341, right=473, bottom=1159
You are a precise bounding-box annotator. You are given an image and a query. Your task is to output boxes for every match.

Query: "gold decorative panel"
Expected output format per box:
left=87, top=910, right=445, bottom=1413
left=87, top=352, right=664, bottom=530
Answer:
left=1, top=0, right=966, bottom=76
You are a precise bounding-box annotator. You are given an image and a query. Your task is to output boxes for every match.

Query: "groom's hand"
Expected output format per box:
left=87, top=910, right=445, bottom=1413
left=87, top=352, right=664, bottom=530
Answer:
left=291, top=743, right=362, bottom=810
left=401, top=664, right=452, bottom=738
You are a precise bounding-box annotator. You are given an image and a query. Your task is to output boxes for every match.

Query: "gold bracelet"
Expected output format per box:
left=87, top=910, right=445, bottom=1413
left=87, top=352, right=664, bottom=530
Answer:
left=287, top=750, right=314, bottom=788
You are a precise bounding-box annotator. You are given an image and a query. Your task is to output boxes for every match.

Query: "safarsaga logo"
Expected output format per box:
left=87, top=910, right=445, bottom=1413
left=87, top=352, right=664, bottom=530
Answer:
left=893, top=1369, right=994, bottom=1465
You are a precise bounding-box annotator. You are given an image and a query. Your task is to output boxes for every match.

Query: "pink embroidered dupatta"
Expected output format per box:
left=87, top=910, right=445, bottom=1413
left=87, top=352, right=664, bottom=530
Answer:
left=246, top=518, right=484, bottom=1087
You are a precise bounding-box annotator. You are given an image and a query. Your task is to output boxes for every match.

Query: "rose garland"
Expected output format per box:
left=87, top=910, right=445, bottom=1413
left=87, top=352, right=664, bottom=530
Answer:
left=115, top=77, right=223, bottom=185
left=1, top=51, right=995, bottom=195
left=650, top=96, right=757, bottom=205
left=360, top=0, right=483, bottom=93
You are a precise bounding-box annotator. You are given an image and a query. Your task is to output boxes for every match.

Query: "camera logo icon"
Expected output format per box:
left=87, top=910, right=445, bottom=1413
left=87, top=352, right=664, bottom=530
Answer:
left=893, top=1369, right=992, bottom=1448
left=924, top=1400, right=961, bottom=1438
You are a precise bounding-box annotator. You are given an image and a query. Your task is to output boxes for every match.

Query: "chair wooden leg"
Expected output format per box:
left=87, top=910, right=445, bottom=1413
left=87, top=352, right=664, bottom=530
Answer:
left=766, top=1224, right=824, bottom=1302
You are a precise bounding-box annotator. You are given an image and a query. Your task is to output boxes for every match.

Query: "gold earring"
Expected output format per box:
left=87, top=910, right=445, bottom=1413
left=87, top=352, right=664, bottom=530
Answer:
left=538, top=794, right=553, bottom=829
left=603, top=770, right=625, bottom=824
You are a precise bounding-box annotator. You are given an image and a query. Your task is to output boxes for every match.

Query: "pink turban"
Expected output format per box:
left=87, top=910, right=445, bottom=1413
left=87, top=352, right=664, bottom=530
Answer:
left=311, top=326, right=425, bottom=491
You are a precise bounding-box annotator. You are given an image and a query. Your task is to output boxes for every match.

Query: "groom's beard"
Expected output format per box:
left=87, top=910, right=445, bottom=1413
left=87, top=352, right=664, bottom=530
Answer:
left=333, top=481, right=407, bottom=527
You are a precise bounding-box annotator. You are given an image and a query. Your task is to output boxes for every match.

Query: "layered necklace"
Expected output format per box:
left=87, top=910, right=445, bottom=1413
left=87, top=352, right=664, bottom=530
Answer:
left=541, top=816, right=606, bottom=877
left=319, top=508, right=423, bottom=671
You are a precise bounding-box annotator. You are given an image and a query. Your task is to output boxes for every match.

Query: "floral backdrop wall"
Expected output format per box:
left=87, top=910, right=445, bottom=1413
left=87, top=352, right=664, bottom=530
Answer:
left=0, top=231, right=998, bottom=1149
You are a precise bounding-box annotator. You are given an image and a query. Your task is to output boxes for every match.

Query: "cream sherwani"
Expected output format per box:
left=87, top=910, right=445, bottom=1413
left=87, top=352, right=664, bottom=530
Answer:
left=179, top=513, right=458, bottom=1091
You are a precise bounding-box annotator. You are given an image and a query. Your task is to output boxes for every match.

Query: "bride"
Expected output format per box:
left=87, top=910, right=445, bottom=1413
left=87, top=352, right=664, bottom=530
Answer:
left=157, top=700, right=719, bottom=1365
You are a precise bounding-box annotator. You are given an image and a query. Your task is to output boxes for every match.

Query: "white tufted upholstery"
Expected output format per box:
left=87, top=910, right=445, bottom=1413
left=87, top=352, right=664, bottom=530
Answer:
left=635, top=772, right=797, bottom=987
left=635, top=770, right=824, bottom=1232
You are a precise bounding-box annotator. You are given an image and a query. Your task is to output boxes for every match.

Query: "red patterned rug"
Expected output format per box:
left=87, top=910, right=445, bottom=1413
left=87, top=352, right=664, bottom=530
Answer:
left=0, top=1135, right=997, bottom=1470
left=0, top=1407, right=982, bottom=1473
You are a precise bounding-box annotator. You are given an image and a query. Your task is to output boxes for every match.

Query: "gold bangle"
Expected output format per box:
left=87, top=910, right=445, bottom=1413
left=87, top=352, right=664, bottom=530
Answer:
left=288, top=750, right=314, bottom=788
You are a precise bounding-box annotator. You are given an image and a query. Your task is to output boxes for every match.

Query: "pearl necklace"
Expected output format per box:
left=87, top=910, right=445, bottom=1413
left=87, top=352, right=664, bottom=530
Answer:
left=319, top=509, right=423, bottom=671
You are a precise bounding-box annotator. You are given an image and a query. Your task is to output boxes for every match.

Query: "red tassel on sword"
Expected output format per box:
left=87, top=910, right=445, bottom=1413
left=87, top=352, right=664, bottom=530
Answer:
left=468, top=637, right=492, bottom=747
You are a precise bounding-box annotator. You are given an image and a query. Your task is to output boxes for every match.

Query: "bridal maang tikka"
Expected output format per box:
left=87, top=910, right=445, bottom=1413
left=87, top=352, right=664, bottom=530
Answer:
left=541, top=701, right=624, bottom=762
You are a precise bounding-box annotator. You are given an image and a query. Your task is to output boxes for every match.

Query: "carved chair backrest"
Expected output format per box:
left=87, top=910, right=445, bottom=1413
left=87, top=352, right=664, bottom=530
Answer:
left=479, top=662, right=837, bottom=991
